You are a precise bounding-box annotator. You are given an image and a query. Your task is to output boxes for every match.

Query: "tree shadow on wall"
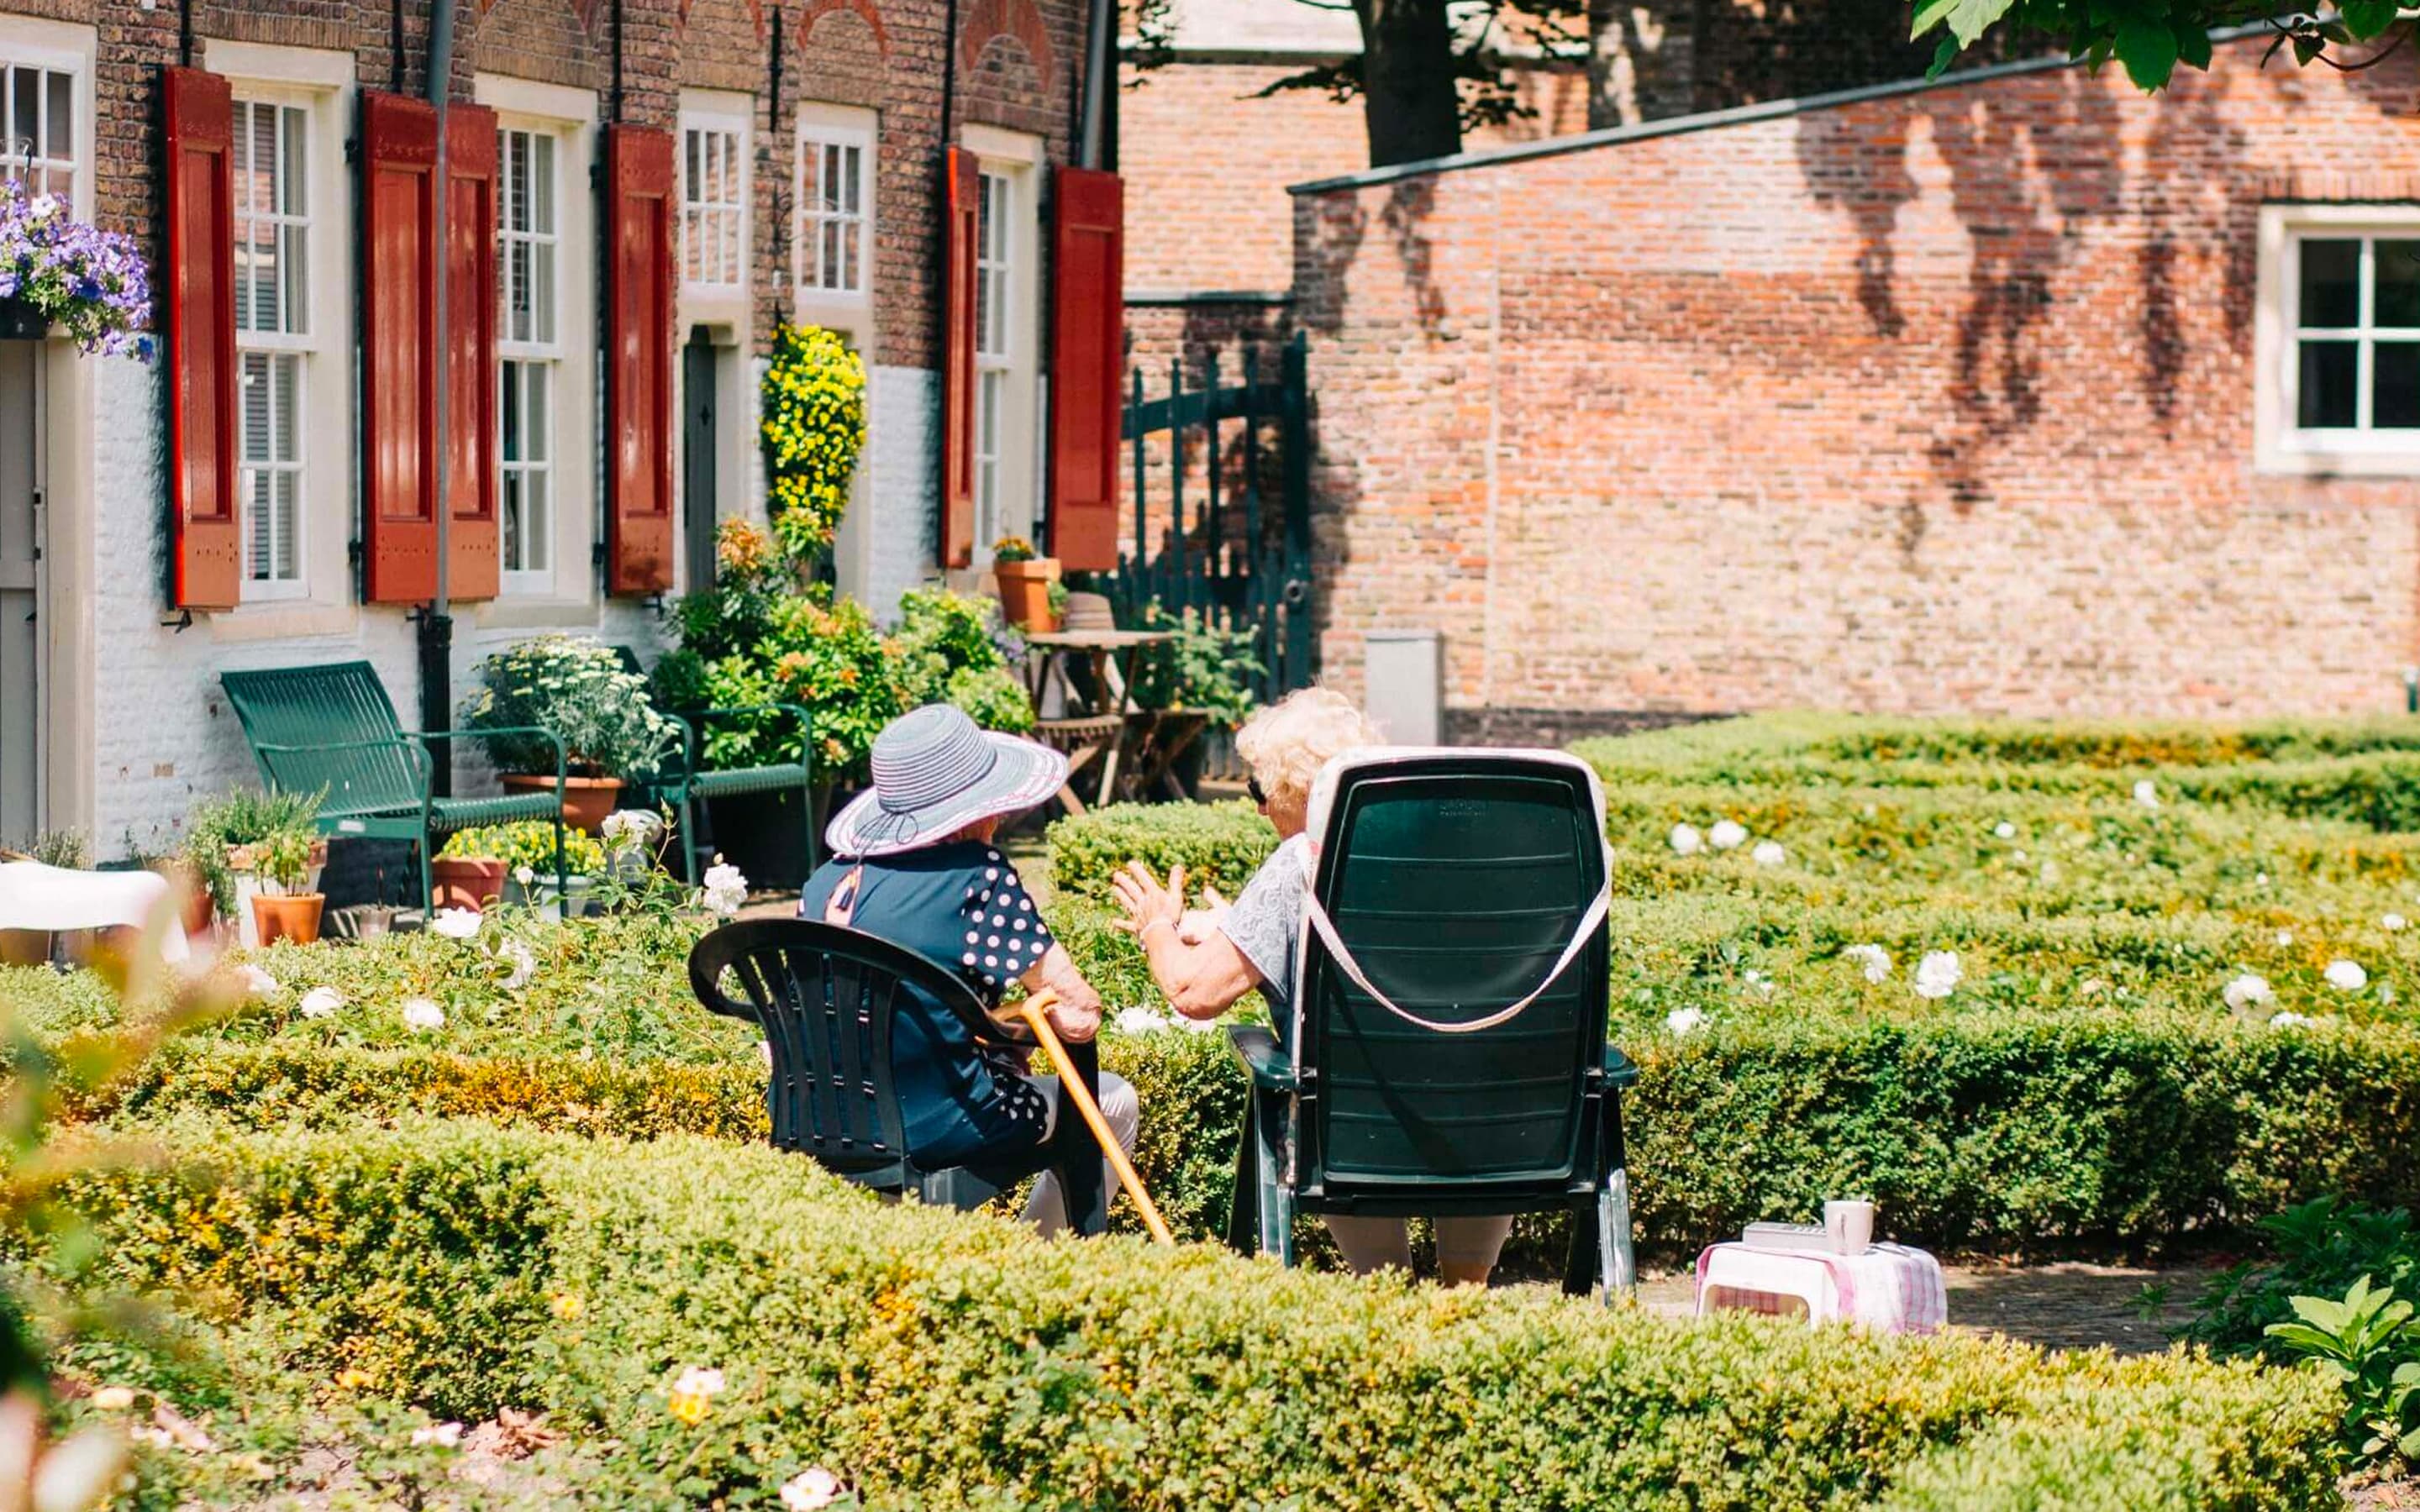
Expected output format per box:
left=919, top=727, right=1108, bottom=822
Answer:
left=1295, top=177, right=1450, bottom=339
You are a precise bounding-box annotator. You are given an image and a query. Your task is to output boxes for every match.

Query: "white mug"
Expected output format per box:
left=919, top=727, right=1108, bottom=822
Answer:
left=1824, top=1199, right=1876, bottom=1255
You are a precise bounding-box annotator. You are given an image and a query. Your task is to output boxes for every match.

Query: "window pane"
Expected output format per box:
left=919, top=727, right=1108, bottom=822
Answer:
left=44, top=69, right=69, bottom=162
left=534, top=134, right=554, bottom=234
left=2377, top=242, right=2420, bottom=328
left=502, top=361, right=523, bottom=462
left=534, top=239, right=554, bottom=345
left=281, top=222, right=308, bottom=336
left=2300, top=239, right=2362, bottom=328
left=502, top=470, right=524, bottom=571
left=272, top=354, right=297, bottom=462
left=525, top=465, right=549, bottom=570
left=2298, top=339, right=2360, bottom=428
left=273, top=469, right=298, bottom=580
left=526, top=366, right=550, bottom=461
left=281, top=106, right=305, bottom=217
left=11, top=71, right=35, bottom=165
left=2375, top=341, right=2420, bottom=428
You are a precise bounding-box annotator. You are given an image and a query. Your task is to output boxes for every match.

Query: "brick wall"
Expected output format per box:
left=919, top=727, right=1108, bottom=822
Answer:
left=1119, top=56, right=1587, bottom=295
left=1292, top=42, right=2420, bottom=721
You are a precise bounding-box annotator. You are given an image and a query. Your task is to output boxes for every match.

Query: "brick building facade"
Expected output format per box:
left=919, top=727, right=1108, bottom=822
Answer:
left=0, top=0, right=1115, bottom=852
left=1290, top=39, right=2420, bottom=733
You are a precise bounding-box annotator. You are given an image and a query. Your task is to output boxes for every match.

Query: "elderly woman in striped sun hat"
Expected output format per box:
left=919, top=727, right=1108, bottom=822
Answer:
left=797, top=703, right=1138, bottom=1233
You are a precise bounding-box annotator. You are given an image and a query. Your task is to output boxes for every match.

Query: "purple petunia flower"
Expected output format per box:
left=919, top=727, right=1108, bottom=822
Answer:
left=0, top=178, right=153, bottom=360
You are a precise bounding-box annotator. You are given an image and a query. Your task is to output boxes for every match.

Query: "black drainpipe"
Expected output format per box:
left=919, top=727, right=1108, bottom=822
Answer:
left=415, top=0, right=460, bottom=795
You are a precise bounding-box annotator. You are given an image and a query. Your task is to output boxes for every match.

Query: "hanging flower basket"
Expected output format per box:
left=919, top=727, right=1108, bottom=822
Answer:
left=0, top=182, right=152, bottom=359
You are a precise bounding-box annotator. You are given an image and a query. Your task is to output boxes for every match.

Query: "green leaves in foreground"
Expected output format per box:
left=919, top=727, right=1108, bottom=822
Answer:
left=2266, top=1274, right=2420, bottom=1466
left=1911, top=0, right=2407, bottom=93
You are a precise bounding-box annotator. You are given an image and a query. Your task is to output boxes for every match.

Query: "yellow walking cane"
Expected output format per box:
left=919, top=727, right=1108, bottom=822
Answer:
left=1018, top=990, right=1177, bottom=1247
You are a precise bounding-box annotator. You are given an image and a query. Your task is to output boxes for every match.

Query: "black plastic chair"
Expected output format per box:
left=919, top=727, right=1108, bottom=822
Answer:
left=1225, top=750, right=1639, bottom=1297
left=690, top=918, right=1104, bottom=1229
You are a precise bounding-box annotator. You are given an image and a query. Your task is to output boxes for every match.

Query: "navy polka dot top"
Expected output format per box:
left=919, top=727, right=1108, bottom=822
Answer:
left=797, top=840, right=1057, bottom=1165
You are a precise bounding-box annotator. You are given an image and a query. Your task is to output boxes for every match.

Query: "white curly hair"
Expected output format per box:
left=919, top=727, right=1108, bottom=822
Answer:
left=1234, top=687, right=1382, bottom=823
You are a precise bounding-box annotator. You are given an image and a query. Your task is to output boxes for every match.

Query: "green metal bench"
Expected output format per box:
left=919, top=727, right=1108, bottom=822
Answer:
left=1224, top=749, right=1639, bottom=1298
left=613, top=647, right=815, bottom=883
left=219, top=661, right=569, bottom=912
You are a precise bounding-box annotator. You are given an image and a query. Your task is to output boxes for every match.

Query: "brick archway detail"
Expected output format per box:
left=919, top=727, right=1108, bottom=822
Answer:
left=800, top=0, right=891, bottom=54
left=958, top=0, right=1055, bottom=93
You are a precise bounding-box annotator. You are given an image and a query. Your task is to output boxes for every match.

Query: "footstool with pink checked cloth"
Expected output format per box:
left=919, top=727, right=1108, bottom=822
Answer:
left=1694, top=1242, right=1946, bottom=1334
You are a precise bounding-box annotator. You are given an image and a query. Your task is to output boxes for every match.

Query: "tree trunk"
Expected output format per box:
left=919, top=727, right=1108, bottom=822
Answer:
left=1355, top=0, right=1462, bottom=167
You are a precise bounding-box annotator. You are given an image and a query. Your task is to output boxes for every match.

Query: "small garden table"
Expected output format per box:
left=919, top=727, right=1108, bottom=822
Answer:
left=1023, top=629, right=1171, bottom=811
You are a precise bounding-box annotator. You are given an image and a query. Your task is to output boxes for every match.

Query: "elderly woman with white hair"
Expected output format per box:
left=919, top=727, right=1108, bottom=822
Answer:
left=1110, top=686, right=1517, bottom=1286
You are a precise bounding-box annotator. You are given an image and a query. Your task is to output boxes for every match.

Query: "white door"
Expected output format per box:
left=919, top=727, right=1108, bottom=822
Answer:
left=0, top=340, right=43, bottom=847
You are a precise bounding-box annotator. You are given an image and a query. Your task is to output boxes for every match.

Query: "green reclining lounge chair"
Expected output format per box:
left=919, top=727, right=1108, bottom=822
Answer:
left=219, top=661, right=570, bottom=912
left=1226, top=748, right=1638, bottom=1298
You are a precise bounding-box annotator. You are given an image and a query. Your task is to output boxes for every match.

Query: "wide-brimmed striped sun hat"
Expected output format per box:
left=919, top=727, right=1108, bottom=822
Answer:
left=824, top=704, right=1069, bottom=858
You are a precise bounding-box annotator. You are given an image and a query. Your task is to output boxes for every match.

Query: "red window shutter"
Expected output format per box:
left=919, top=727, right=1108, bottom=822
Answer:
left=444, top=104, right=499, bottom=601
left=1046, top=167, right=1123, bottom=573
left=605, top=125, right=675, bottom=596
left=939, top=145, right=980, bottom=570
left=162, top=66, right=239, bottom=612
left=360, top=91, right=440, bottom=605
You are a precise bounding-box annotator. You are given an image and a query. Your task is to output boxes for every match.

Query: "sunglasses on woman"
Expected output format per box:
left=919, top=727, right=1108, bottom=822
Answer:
left=1247, top=777, right=1266, bottom=806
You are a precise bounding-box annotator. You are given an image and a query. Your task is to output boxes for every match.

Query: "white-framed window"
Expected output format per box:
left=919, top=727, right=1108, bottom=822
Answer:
left=0, top=58, right=76, bottom=204
left=2258, top=205, right=2420, bottom=474
left=232, top=94, right=312, bottom=597
left=680, top=115, right=744, bottom=290
left=798, top=128, right=869, bottom=297
left=497, top=123, right=560, bottom=590
left=974, top=168, right=1013, bottom=553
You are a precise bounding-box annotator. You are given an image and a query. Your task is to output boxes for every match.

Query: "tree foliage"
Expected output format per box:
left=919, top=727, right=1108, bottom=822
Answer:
left=1913, top=0, right=2411, bottom=92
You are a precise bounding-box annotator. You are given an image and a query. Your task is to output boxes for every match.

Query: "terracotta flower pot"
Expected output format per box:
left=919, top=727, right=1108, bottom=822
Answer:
left=150, top=859, right=218, bottom=938
left=250, top=891, right=325, bottom=947
left=993, top=558, right=1062, bottom=633
left=430, top=856, right=509, bottom=912
left=500, top=774, right=624, bottom=835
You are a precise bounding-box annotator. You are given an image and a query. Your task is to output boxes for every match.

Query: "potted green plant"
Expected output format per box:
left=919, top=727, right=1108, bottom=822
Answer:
left=1129, top=604, right=1265, bottom=799
left=460, top=635, right=676, bottom=834
left=439, top=822, right=608, bottom=916
left=990, top=536, right=1060, bottom=633
left=184, top=790, right=327, bottom=948
left=245, top=795, right=326, bottom=946
left=432, top=831, right=511, bottom=913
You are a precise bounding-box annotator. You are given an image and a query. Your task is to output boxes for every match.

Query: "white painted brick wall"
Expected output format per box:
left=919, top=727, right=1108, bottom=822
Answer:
left=855, top=364, right=938, bottom=622
left=86, top=360, right=666, bottom=854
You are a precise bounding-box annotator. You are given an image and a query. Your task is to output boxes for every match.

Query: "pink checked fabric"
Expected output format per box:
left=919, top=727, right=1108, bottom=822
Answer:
left=1694, top=1242, right=1946, bottom=1334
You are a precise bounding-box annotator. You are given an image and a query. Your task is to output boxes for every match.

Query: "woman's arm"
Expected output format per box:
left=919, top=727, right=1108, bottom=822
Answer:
left=1111, top=862, right=1261, bottom=1020
left=1020, top=942, right=1103, bottom=1042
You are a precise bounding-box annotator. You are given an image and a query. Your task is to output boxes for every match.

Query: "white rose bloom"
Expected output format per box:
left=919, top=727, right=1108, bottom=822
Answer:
left=402, top=997, right=445, bottom=1032
left=1176, top=1012, right=1219, bottom=1033
left=1668, top=823, right=1703, bottom=857
left=672, top=1366, right=726, bottom=1399
left=2386, top=914, right=2408, bottom=932
left=2382, top=984, right=2399, bottom=1006
left=1708, top=819, right=1748, bottom=851
left=1115, top=1007, right=1171, bottom=1036
left=2078, top=977, right=2109, bottom=997
left=497, top=938, right=538, bottom=991
left=701, top=863, right=749, bottom=917
left=1665, top=1007, right=1706, bottom=1037
left=2326, top=959, right=2369, bottom=992
left=2270, top=1011, right=2315, bottom=1030
left=601, top=810, right=660, bottom=847
left=514, top=864, right=536, bottom=887
left=2222, top=974, right=2274, bottom=1012
left=2276, top=930, right=2295, bottom=948
left=1913, top=951, right=1962, bottom=1000
left=782, top=1468, right=846, bottom=1512
left=1992, top=822, right=2016, bottom=840
left=2255, top=873, right=2270, bottom=887
left=239, top=964, right=277, bottom=996
left=1750, top=841, right=1786, bottom=868
left=429, top=906, right=481, bottom=940
left=299, top=986, right=345, bottom=1020
left=2039, top=859, right=2062, bottom=885
left=1842, top=944, right=1891, bottom=984
left=2133, top=780, right=2160, bottom=810
left=409, top=1422, right=464, bottom=1449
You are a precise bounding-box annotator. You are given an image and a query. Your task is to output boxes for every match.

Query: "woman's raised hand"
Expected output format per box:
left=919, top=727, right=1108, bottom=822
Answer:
left=1110, top=860, right=1187, bottom=939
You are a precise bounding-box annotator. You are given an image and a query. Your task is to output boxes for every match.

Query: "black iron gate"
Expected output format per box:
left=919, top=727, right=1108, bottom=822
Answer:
left=1094, top=331, right=1316, bottom=702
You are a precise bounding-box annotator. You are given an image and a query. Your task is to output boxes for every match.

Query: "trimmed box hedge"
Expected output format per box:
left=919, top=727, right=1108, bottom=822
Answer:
left=46, top=1118, right=2344, bottom=1509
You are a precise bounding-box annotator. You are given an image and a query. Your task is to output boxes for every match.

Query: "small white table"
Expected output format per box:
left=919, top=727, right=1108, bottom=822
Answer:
left=1694, top=1242, right=1946, bottom=1334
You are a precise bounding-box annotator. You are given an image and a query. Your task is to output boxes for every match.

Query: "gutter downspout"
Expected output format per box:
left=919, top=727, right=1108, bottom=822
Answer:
left=1078, top=0, right=1112, bottom=170
left=417, top=0, right=459, bottom=796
